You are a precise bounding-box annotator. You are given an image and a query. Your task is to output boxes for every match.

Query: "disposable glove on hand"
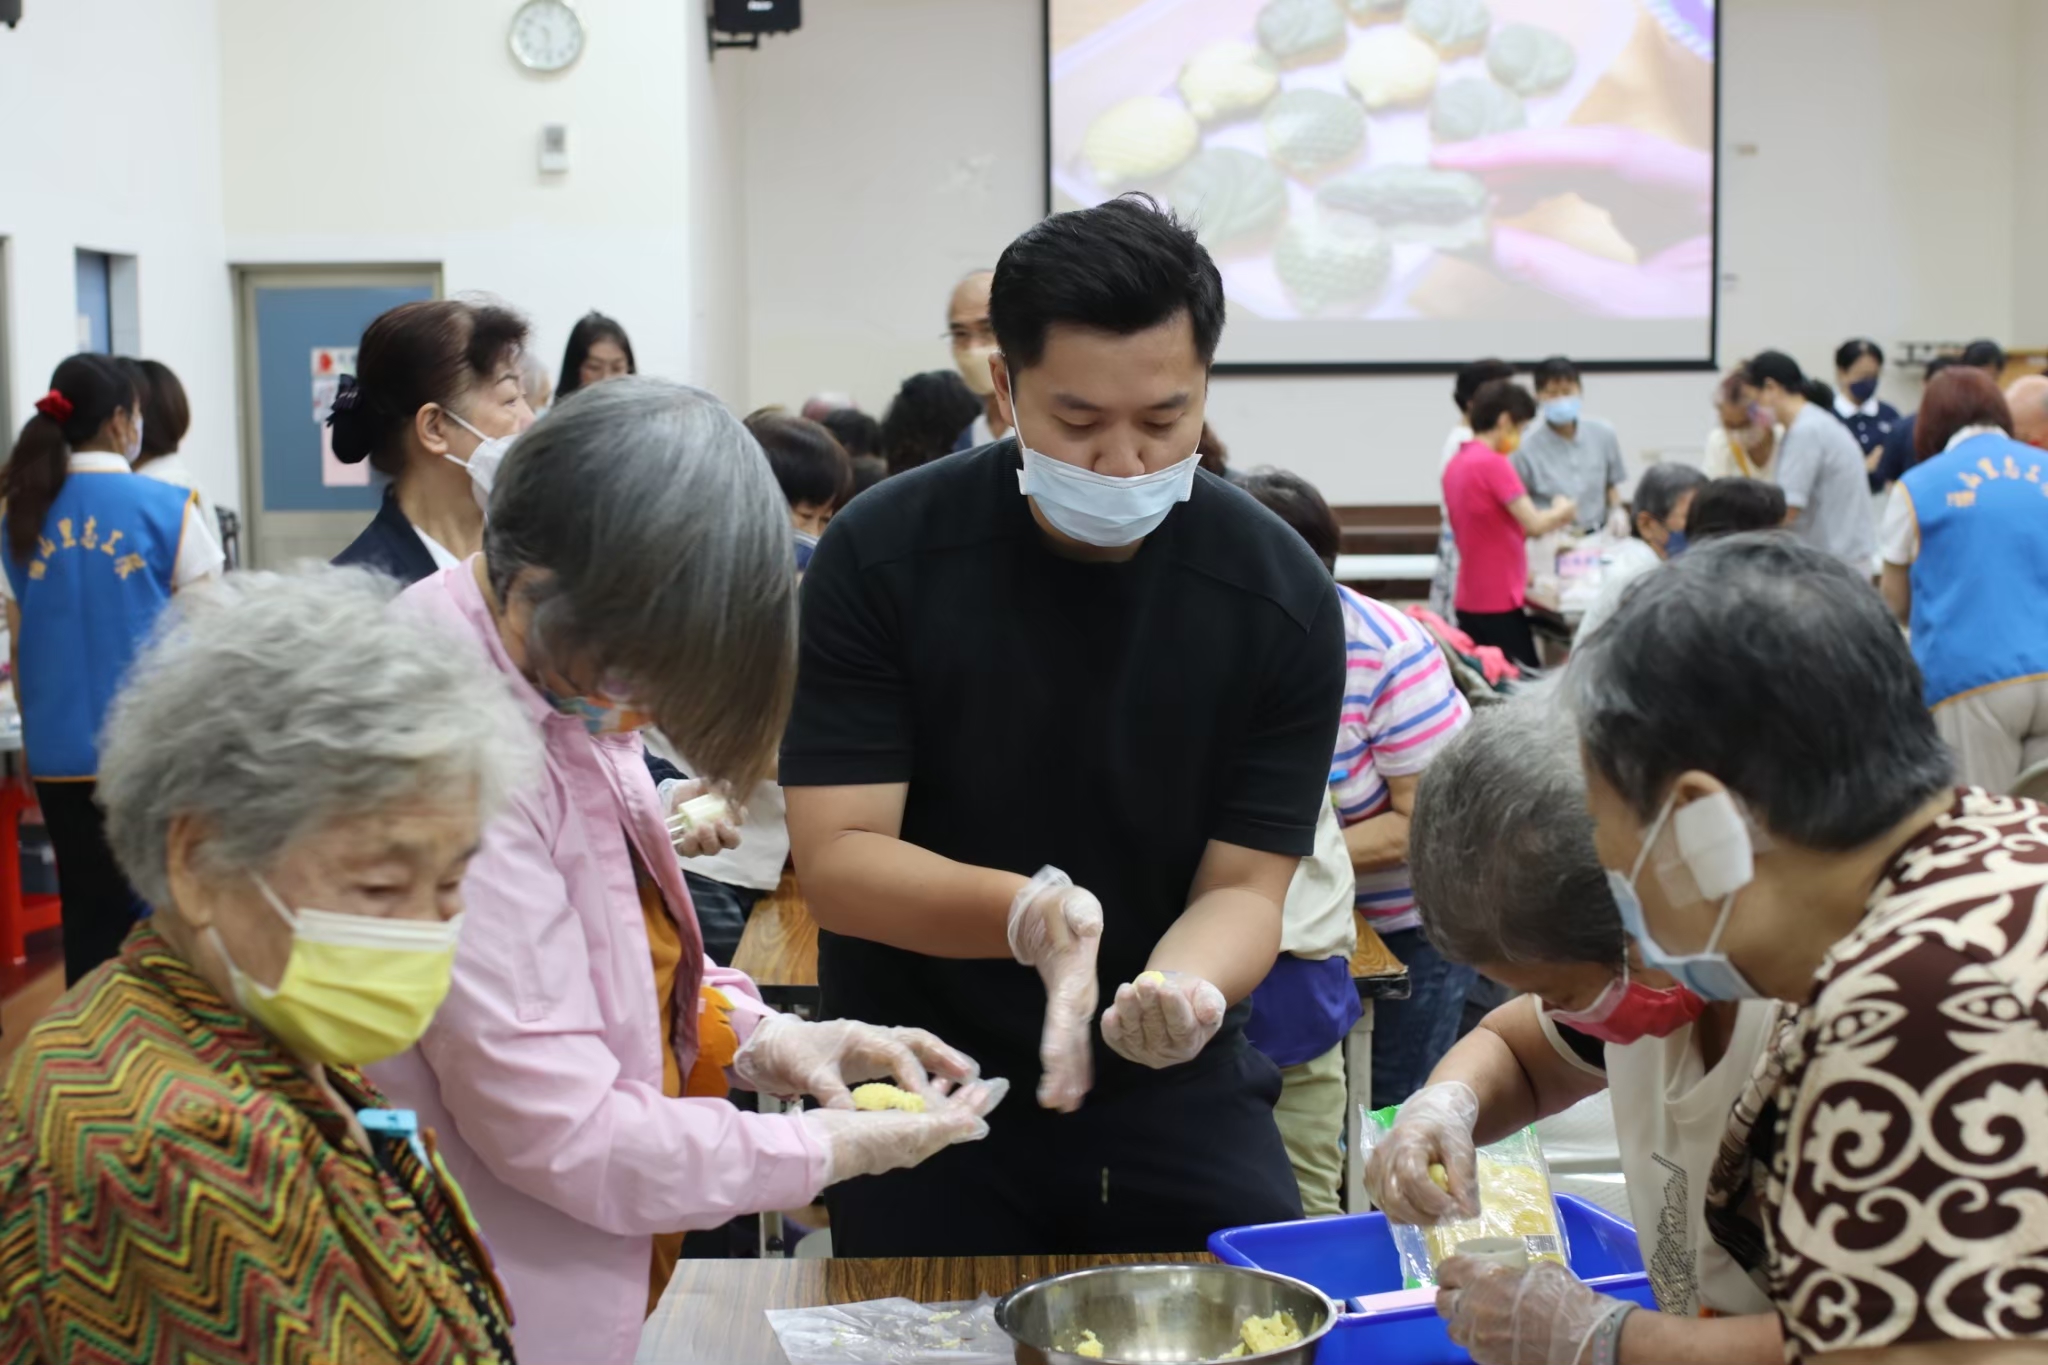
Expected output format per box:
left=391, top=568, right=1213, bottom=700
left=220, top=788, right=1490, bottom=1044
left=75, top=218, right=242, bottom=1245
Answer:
left=1436, top=1257, right=1634, bottom=1365
left=1099, top=970, right=1225, bottom=1069
left=731, top=1012, right=978, bottom=1109
left=1361, top=1080, right=1482, bottom=1224
left=659, top=777, right=742, bottom=859
left=1007, top=866, right=1104, bottom=1113
left=803, top=1077, right=1010, bottom=1184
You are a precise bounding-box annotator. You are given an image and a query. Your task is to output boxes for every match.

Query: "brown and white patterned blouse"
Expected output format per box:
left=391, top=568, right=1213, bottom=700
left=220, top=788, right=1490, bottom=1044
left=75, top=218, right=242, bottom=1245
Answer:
left=1707, top=789, right=2048, bottom=1360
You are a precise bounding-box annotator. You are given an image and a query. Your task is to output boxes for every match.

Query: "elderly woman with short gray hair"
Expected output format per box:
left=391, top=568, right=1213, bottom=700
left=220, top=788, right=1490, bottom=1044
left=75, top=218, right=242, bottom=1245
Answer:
left=1574, top=460, right=1709, bottom=643
left=1573, top=533, right=2048, bottom=1362
left=0, top=568, right=536, bottom=1364
left=1363, top=700, right=1783, bottom=1365
left=367, top=376, right=1006, bottom=1365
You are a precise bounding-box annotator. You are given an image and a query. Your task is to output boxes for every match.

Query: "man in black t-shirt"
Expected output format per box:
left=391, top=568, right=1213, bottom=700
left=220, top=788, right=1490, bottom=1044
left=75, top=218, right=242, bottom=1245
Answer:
left=782, top=197, right=1345, bottom=1255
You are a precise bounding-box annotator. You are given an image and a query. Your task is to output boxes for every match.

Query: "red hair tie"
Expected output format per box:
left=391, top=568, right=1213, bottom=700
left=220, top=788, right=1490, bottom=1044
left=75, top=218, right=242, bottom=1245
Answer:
left=33, top=390, right=73, bottom=423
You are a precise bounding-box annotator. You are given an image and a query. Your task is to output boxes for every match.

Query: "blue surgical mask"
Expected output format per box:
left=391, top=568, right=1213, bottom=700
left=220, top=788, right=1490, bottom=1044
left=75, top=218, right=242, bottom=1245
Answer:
left=1604, top=789, right=1762, bottom=1002
left=1543, top=395, right=1582, bottom=428
left=1663, top=528, right=1689, bottom=557
left=1010, top=401, right=1200, bottom=548
left=1847, top=377, right=1879, bottom=405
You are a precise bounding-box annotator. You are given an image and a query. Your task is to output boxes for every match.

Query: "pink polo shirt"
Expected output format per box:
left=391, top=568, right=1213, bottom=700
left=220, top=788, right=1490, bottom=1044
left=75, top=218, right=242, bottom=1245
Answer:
left=1442, top=439, right=1531, bottom=614
left=368, top=561, right=828, bottom=1365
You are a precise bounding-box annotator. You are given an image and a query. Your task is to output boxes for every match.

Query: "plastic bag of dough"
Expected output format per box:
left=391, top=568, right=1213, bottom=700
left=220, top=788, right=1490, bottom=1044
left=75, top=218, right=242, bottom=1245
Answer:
left=1363, top=1105, right=1571, bottom=1289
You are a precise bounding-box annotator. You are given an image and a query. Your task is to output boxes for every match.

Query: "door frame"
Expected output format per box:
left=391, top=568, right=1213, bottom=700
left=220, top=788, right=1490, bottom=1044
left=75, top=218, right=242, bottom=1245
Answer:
left=232, top=263, right=442, bottom=569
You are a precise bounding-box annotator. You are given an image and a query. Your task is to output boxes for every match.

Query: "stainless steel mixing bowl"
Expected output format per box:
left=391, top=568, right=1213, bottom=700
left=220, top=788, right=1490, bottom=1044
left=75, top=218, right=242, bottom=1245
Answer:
left=994, top=1262, right=1339, bottom=1364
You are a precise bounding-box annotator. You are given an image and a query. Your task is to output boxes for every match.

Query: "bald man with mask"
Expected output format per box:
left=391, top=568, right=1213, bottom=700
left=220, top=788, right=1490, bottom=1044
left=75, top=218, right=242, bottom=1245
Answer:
left=947, top=270, right=1012, bottom=449
left=2006, top=374, right=2048, bottom=449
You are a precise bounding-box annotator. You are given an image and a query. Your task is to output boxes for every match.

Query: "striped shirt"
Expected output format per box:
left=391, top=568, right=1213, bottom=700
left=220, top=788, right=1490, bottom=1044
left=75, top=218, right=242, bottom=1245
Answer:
left=1330, top=586, right=1471, bottom=932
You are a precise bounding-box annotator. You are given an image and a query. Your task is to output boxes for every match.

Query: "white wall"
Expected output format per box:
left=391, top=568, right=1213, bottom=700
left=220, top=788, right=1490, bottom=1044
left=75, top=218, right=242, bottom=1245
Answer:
left=218, top=0, right=744, bottom=399
left=0, top=0, right=238, bottom=510
left=735, top=0, right=2027, bottom=504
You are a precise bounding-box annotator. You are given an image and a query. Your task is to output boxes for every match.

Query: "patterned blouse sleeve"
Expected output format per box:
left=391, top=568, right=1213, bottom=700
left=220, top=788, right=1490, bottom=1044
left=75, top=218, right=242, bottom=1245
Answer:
left=1772, top=932, right=2048, bottom=1356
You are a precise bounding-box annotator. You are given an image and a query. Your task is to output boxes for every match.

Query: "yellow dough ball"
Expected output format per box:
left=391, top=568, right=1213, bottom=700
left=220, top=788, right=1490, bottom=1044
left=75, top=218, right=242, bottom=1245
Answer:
left=850, top=1083, right=927, bottom=1113
left=1075, top=1328, right=1106, bottom=1359
left=1082, top=97, right=1200, bottom=187
left=1429, top=1162, right=1450, bottom=1188
left=1137, top=971, right=1168, bottom=986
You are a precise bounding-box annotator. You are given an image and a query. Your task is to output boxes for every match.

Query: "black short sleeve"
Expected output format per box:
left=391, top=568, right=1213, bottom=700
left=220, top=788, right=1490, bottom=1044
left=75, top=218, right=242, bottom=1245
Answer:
left=1208, top=586, right=1345, bottom=856
left=780, top=516, right=914, bottom=787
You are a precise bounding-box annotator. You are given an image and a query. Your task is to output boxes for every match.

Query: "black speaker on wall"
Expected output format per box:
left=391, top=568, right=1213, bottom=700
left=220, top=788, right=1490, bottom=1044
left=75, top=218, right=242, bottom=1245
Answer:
left=711, top=0, right=799, bottom=35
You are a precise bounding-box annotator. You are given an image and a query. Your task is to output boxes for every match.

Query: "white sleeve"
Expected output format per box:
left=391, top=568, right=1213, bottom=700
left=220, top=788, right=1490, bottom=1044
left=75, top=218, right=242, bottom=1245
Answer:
left=172, top=498, right=225, bottom=589
left=1878, top=483, right=1920, bottom=566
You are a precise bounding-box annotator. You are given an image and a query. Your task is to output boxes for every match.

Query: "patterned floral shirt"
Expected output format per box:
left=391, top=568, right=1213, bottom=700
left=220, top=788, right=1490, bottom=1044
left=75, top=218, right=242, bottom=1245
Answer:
left=0, top=927, right=516, bottom=1365
left=1708, top=790, right=2048, bottom=1359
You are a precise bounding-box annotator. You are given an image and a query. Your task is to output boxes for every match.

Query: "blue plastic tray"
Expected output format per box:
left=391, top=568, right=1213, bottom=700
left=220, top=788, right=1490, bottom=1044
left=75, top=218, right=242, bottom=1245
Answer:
left=1210, top=1194, right=1658, bottom=1365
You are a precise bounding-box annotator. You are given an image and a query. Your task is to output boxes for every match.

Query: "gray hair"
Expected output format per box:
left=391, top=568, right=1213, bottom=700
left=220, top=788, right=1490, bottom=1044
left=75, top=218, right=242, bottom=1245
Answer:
left=97, top=567, right=540, bottom=910
left=484, top=376, right=795, bottom=791
left=1631, top=461, right=1708, bottom=535
left=1410, top=695, right=1625, bottom=969
left=1569, top=533, right=1952, bottom=849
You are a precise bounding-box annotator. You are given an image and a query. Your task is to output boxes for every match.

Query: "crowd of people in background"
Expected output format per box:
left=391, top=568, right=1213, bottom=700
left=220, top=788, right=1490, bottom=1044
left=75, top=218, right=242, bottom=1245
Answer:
left=3, top=189, right=2047, bottom=1365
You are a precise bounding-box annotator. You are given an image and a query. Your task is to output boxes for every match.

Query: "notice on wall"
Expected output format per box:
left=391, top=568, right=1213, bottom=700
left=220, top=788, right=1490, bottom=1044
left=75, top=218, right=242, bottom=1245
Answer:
left=312, top=346, right=368, bottom=488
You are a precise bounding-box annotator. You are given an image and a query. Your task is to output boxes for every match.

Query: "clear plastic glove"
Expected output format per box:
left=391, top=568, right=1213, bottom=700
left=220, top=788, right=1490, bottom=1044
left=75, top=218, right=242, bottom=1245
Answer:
left=1436, top=1257, right=1633, bottom=1365
left=1007, top=866, right=1104, bottom=1113
left=660, top=777, right=742, bottom=859
left=803, top=1077, right=1010, bottom=1184
left=1604, top=504, right=1632, bottom=539
left=1100, top=971, right=1225, bottom=1069
left=732, top=1012, right=978, bottom=1110
left=1362, top=1080, right=1482, bottom=1224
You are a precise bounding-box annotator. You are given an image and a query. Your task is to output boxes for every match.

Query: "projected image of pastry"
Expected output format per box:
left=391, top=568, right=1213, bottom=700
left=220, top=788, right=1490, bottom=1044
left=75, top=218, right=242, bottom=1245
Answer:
left=1082, top=96, right=1201, bottom=186
left=1318, top=166, right=1490, bottom=249
left=1256, top=0, right=1349, bottom=66
left=1343, top=25, right=1440, bottom=109
left=1179, top=40, right=1283, bottom=123
left=1275, top=214, right=1393, bottom=315
left=1170, top=149, right=1291, bottom=251
left=1431, top=77, right=1527, bottom=141
left=1263, top=88, right=1368, bottom=177
left=1405, top=0, right=1493, bottom=57
left=1487, top=23, right=1577, bottom=94
left=1345, top=0, right=1409, bottom=23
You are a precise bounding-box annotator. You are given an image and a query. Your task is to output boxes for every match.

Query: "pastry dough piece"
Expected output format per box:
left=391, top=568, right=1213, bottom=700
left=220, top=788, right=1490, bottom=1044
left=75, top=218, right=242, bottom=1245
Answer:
left=1082, top=96, right=1201, bottom=186
left=1178, top=40, right=1280, bottom=123
left=1169, top=149, right=1288, bottom=250
left=1430, top=78, right=1526, bottom=142
left=1276, top=214, right=1392, bottom=315
left=1346, top=0, right=1408, bottom=23
left=1257, top=0, right=1347, bottom=66
left=1486, top=23, right=1576, bottom=96
left=1318, top=166, right=1489, bottom=249
left=1405, top=0, right=1492, bottom=57
left=1343, top=24, right=1441, bottom=109
left=1498, top=193, right=1638, bottom=264
left=1263, top=88, right=1367, bottom=177
left=849, top=1083, right=927, bottom=1113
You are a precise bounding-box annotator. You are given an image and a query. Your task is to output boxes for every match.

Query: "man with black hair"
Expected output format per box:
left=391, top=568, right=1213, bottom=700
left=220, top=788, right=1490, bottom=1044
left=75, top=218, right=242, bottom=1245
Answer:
left=783, top=196, right=1344, bottom=1254
left=1741, top=351, right=1874, bottom=571
left=1512, top=356, right=1628, bottom=535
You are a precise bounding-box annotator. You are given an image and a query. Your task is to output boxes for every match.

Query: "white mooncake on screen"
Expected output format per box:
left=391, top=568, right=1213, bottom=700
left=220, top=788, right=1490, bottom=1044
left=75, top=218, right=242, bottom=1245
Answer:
left=1082, top=96, right=1200, bottom=186
left=1178, top=40, right=1281, bottom=123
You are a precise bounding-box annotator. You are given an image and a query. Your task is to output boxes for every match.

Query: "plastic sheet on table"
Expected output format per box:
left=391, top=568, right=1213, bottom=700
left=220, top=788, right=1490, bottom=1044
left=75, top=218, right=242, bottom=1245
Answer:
left=766, top=1295, right=1012, bottom=1365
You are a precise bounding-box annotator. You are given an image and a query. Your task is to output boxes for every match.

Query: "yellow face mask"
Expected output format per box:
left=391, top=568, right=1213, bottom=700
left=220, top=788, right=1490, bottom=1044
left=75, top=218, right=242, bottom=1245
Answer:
left=212, top=876, right=462, bottom=1068
left=1498, top=428, right=1522, bottom=457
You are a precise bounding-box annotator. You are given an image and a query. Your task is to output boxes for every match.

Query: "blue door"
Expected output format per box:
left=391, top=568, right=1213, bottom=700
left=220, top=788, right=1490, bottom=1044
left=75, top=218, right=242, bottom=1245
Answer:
left=239, top=271, right=437, bottom=566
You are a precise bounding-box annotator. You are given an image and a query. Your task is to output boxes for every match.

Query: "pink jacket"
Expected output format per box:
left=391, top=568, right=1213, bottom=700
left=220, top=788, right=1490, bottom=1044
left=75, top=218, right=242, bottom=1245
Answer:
left=369, top=563, right=828, bottom=1365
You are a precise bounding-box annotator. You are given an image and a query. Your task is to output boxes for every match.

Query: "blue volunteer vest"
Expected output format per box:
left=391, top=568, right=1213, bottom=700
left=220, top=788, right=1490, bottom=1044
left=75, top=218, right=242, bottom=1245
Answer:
left=3, top=467, right=190, bottom=778
left=1899, top=432, right=2048, bottom=707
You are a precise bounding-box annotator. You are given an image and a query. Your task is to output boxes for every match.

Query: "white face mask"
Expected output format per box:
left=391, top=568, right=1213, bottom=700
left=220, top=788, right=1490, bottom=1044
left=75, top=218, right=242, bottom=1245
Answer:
left=955, top=344, right=1000, bottom=398
left=1008, top=391, right=1200, bottom=549
left=124, top=414, right=145, bottom=464
left=444, top=410, right=515, bottom=513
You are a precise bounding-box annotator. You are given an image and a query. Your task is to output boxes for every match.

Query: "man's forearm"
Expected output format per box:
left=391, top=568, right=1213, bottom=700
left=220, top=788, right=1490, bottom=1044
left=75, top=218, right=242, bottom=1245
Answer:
left=1344, top=810, right=1410, bottom=871
left=1620, top=1310, right=1781, bottom=1365
left=1147, top=887, right=1282, bottom=1004
left=797, top=829, right=1025, bottom=958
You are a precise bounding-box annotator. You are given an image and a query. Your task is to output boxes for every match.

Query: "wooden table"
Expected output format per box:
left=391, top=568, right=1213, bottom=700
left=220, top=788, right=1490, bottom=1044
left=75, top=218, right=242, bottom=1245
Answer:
left=638, top=1254, right=1208, bottom=1364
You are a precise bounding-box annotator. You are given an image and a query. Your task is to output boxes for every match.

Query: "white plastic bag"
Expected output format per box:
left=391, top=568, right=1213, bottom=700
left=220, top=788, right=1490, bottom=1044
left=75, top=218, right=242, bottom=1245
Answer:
left=766, top=1296, right=1011, bottom=1365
